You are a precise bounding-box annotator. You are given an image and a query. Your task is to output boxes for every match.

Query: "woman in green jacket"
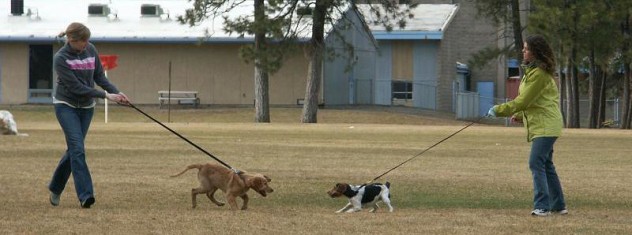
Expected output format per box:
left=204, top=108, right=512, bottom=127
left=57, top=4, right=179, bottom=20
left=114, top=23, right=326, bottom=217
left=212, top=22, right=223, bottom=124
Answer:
left=488, top=35, right=567, bottom=217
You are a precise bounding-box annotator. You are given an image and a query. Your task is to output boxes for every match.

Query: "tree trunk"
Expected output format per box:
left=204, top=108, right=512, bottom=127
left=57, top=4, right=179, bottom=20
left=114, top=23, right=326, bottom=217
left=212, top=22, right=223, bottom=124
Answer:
left=301, top=0, right=329, bottom=123
left=623, top=61, right=631, bottom=129
left=567, top=7, right=581, bottom=128
left=587, top=50, right=599, bottom=128
left=621, top=13, right=631, bottom=129
left=254, top=67, right=270, bottom=123
left=566, top=48, right=580, bottom=128
left=558, top=55, right=566, bottom=126
left=564, top=56, right=573, bottom=127
left=597, top=70, right=606, bottom=127
left=253, top=0, right=270, bottom=123
left=510, top=0, right=524, bottom=62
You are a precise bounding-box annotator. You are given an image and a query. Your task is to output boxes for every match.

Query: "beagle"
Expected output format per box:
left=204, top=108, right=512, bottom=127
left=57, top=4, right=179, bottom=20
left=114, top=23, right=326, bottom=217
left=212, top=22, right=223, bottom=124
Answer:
left=327, top=182, right=393, bottom=213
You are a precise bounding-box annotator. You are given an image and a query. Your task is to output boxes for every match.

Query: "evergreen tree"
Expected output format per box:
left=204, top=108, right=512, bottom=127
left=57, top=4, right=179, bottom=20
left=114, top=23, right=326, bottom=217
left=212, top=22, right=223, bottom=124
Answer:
left=469, top=0, right=524, bottom=69
left=179, top=0, right=298, bottom=123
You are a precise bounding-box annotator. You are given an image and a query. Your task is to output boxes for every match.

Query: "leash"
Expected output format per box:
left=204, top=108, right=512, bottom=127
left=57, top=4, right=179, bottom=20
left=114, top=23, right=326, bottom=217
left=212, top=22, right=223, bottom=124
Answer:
left=368, top=118, right=482, bottom=183
left=127, top=103, right=235, bottom=171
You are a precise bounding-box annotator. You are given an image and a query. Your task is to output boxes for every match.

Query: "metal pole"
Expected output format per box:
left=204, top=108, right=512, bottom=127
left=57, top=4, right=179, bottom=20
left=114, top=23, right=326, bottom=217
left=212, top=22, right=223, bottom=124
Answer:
left=615, top=98, right=620, bottom=127
left=505, top=98, right=509, bottom=127
left=168, top=61, right=172, bottom=123
left=104, top=70, right=108, bottom=123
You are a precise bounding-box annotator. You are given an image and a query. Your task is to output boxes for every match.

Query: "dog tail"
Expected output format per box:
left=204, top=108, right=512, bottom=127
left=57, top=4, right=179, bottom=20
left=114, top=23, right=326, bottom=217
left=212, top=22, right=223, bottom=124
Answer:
left=170, top=163, right=204, bottom=178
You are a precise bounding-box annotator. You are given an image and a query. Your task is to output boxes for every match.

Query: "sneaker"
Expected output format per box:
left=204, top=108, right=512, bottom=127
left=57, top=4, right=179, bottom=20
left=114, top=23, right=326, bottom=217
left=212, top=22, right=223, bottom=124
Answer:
left=50, top=192, right=61, bottom=206
left=81, top=197, right=95, bottom=208
left=552, top=208, right=568, bottom=215
left=531, top=209, right=551, bottom=217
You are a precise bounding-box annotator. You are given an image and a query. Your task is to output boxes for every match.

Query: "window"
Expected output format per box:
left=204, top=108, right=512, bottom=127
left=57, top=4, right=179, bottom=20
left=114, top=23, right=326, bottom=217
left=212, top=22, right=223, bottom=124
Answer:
left=392, top=80, right=412, bottom=100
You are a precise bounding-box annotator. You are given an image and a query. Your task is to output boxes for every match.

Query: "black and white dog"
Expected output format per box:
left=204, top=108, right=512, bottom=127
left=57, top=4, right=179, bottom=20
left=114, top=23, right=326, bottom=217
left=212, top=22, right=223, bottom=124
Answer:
left=327, top=182, right=393, bottom=213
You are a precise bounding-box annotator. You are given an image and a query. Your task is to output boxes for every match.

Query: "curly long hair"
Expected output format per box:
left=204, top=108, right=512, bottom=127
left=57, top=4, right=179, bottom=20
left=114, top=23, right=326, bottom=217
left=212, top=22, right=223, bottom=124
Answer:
left=525, top=35, right=555, bottom=75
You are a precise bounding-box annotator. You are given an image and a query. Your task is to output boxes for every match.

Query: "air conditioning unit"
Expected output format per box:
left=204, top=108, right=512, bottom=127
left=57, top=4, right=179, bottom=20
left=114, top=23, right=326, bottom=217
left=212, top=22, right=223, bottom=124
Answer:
left=11, top=0, right=24, bottom=16
left=88, top=4, right=110, bottom=16
left=141, top=4, right=164, bottom=17
left=297, top=6, right=312, bottom=17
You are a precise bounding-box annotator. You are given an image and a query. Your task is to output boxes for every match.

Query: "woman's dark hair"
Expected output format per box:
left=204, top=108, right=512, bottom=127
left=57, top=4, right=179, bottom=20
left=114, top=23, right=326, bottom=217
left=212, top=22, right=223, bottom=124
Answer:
left=525, top=35, right=555, bottom=74
left=57, top=22, right=91, bottom=41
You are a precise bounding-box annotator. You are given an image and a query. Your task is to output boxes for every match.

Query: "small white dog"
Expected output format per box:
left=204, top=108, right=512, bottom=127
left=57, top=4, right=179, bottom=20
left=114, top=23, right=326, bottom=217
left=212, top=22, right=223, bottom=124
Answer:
left=0, top=110, right=19, bottom=135
left=327, top=182, right=393, bottom=213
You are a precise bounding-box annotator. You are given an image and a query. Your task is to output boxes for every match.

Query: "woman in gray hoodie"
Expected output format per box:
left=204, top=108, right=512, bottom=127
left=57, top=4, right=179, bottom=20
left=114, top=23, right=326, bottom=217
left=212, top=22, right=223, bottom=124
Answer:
left=48, top=22, right=129, bottom=208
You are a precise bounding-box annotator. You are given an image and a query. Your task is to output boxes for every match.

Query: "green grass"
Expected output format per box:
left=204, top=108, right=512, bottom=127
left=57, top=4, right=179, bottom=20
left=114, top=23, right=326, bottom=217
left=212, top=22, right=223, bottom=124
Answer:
left=1, top=105, right=631, bottom=234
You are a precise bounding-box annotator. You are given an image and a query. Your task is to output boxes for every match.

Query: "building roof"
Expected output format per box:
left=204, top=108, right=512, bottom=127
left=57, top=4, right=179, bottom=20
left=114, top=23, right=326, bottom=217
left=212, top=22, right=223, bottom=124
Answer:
left=1, top=1, right=457, bottom=43
left=357, top=4, right=458, bottom=40
left=1, top=0, right=286, bottom=43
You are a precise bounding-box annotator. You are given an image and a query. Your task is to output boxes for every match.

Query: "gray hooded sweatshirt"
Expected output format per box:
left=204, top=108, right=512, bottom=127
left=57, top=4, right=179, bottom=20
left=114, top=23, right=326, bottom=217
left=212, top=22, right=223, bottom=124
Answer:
left=53, top=42, right=120, bottom=108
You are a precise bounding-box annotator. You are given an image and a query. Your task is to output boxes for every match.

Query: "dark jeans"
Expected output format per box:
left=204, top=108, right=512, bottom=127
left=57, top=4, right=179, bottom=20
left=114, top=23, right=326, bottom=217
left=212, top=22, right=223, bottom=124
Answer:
left=529, top=137, right=566, bottom=211
left=49, top=104, right=95, bottom=202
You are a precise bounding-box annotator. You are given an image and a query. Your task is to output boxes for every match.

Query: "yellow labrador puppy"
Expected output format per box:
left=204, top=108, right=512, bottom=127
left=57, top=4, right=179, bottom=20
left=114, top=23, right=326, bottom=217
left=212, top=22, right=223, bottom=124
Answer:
left=171, top=163, right=273, bottom=210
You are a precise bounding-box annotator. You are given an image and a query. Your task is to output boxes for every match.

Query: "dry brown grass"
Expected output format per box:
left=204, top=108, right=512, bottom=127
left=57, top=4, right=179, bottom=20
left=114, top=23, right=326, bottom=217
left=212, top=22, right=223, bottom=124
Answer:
left=1, top=105, right=631, bottom=234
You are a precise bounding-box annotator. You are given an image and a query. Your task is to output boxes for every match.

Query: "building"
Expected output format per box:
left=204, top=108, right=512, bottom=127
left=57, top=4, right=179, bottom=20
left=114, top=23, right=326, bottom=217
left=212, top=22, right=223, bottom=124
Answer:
left=1, top=0, right=504, bottom=114
left=1, top=0, right=378, bottom=107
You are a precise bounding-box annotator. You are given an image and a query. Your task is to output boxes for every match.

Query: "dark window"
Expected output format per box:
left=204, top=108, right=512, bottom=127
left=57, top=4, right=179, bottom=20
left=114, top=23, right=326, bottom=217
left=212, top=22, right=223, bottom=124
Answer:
left=29, top=45, right=53, bottom=90
left=392, top=80, right=412, bottom=99
left=28, top=44, right=53, bottom=103
left=508, top=67, right=519, bottom=77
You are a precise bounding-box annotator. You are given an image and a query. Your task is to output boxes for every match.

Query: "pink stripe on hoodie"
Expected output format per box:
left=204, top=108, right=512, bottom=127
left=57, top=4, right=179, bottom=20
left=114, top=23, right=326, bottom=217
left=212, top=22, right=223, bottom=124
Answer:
left=66, top=57, right=96, bottom=70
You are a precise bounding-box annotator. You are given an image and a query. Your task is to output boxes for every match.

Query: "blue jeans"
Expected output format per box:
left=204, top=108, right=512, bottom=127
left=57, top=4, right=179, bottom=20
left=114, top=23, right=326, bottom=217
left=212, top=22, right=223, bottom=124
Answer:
left=529, top=137, right=566, bottom=211
left=49, top=104, right=95, bottom=202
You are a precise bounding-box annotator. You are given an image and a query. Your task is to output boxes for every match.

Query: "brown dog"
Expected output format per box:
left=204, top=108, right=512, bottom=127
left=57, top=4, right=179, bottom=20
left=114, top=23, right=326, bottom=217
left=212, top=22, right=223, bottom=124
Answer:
left=171, top=163, right=273, bottom=210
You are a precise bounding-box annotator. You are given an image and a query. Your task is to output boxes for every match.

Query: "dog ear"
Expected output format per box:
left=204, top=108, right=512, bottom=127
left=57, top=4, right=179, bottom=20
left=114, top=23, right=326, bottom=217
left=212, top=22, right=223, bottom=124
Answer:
left=335, top=183, right=346, bottom=192
left=263, top=175, right=271, bottom=182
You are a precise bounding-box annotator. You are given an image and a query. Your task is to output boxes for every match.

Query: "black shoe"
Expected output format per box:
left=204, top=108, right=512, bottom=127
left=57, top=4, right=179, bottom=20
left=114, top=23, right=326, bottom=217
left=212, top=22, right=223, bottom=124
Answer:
left=81, top=197, right=95, bottom=208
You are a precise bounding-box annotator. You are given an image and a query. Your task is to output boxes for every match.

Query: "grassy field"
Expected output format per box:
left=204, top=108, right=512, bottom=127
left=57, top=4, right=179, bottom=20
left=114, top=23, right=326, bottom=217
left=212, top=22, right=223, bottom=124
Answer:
left=1, top=105, right=631, bottom=234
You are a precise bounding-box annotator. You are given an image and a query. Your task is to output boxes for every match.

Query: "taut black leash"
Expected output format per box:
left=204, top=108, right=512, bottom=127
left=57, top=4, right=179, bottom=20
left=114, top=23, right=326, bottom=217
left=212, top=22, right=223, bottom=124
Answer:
left=369, top=118, right=481, bottom=183
left=127, top=103, right=234, bottom=170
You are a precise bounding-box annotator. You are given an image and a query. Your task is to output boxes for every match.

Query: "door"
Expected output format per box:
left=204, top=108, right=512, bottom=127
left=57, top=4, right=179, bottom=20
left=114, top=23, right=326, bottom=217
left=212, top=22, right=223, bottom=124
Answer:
left=477, top=81, right=494, bottom=116
left=29, top=44, right=54, bottom=103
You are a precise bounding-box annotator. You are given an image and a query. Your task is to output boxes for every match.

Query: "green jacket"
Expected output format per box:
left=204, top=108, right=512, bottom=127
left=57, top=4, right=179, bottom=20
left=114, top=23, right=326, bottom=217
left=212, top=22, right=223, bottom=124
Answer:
left=494, top=64, right=563, bottom=142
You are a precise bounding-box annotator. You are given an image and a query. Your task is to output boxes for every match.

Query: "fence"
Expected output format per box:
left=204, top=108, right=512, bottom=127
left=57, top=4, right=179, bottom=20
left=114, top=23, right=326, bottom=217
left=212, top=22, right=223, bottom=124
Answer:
left=455, top=91, right=622, bottom=127
left=455, top=91, right=479, bottom=120
left=560, top=99, right=621, bottom=128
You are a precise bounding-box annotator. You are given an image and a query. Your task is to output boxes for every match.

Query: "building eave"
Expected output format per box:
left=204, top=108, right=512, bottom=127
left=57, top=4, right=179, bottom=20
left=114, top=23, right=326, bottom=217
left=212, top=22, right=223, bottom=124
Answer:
left=372, top=31, right=443, bottom=40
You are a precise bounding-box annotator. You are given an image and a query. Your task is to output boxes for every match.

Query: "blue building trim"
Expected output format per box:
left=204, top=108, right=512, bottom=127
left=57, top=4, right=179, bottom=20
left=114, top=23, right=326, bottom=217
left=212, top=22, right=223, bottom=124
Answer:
left=372, top=31, right=443, bottom=40
left=507, top=59, right=520, bottom=68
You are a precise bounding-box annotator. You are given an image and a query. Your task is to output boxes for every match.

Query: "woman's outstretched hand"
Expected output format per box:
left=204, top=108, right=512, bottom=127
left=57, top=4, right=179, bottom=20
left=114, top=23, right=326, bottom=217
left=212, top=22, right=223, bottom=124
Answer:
left=105, top=93, right=130, bottom=106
